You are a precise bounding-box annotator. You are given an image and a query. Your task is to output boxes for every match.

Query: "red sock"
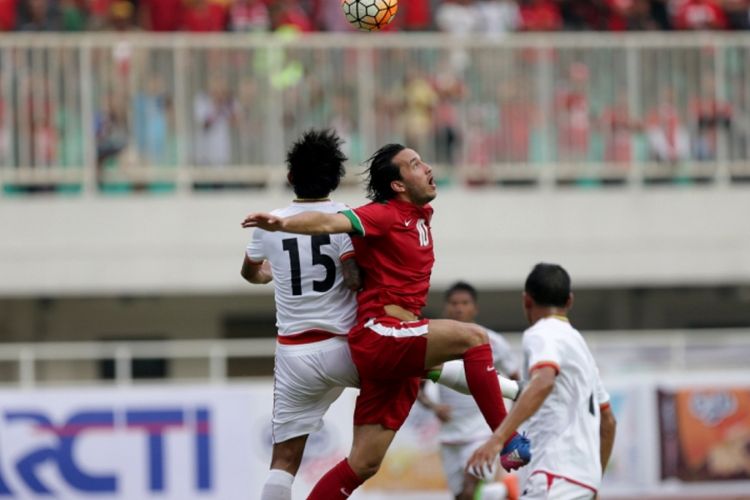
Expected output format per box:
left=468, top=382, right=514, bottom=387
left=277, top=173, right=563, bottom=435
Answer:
left=463, top=344, right=508, bottom=431
left=306, top=458, right=363, bottom=499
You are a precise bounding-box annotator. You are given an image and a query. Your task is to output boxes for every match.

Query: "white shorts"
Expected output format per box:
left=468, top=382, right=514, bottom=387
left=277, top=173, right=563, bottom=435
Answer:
left=521, top=472, right=596, bottom=500
left=272, top=336, right=360, bottom=443
left=440, top=440, right=485, bottom=495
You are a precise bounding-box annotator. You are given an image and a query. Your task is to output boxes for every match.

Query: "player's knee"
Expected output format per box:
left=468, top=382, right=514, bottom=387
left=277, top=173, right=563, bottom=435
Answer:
left=349, top=456, right=382, bottom=481
left=462, top=323, right=488, bottom=349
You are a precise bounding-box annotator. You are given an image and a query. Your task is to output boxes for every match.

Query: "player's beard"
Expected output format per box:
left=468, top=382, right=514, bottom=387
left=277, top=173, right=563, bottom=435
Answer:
left=405, top=182, right=436, bottom=205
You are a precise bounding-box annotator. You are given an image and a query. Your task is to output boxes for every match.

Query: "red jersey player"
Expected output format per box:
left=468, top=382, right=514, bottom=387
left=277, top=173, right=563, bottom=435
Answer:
left=242, top=144, right=531, bottom=499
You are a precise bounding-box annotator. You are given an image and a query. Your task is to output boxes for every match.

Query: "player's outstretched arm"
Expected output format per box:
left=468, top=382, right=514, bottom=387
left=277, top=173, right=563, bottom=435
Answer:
left=241, top=211, right=353, bottom=235
left=467, top=366, right=556, bottom=476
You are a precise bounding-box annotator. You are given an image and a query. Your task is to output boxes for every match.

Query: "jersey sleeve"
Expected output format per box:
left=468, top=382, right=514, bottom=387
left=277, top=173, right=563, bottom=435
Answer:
left=245, top=229, right=266, bottom=263
left=340, top=202, right=395, bottom=237
left=524, top=328, right=561, bottom=375
left=488, top=330, right=519, bottom=376
left=334, top=233, right=356, bottom=261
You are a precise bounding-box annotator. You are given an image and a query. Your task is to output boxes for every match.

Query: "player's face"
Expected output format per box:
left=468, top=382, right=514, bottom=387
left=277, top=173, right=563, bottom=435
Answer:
left=444, top=291, right=478, bottom=323
left=393, top=148, right=436, bottom=205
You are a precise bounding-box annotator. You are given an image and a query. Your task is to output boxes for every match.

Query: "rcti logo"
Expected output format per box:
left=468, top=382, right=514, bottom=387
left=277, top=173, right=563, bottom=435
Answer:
left=0, top=407, right=212, bottom=496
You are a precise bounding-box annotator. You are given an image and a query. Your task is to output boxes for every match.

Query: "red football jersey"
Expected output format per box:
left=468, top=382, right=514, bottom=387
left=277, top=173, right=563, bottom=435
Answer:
left=341, top=199, right=434, bottom=322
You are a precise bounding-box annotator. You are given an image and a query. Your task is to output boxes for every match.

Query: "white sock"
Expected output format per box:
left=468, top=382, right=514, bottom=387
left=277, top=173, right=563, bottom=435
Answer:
left=476, top=481, right=508, bottom=500
left=260, top=469, right=294, bottom=500
left=437, top=360, right=520, bottom=400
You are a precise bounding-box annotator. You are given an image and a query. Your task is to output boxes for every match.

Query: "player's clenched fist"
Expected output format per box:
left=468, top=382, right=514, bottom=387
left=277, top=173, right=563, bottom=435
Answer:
left=241, top=213, right=284, bottom=231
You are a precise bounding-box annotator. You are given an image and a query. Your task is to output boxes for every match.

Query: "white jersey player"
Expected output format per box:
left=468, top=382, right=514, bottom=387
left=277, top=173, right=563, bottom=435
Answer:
left=247, top=199, right=360, bottom=439
left=468, top=264, right=617, bottom=500
left=419, top=282, right=521, bottom=500
left=241, top=130, right=361, bottom=500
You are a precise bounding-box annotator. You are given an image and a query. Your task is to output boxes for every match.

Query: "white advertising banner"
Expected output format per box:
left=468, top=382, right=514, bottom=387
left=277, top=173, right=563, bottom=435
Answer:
left=0, top=384, right=450, bottom=500
left=0, top=384, right=261, bottom=499
left=4, top=375, right=747, bottom=499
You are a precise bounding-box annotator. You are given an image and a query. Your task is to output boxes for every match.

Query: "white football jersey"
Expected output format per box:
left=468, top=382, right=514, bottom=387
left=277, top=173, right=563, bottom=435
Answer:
left=246, top=200, right=357, bottom=336
left=438, top=328, right=519, bottom=444
left=518, top=317, right=610, bottom=493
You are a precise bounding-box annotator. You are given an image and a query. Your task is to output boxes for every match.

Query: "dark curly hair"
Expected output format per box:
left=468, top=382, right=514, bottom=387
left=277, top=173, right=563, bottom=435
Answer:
left=364, top=143, right=405, bottom=202
left=286, top=129, right=347, bottom=199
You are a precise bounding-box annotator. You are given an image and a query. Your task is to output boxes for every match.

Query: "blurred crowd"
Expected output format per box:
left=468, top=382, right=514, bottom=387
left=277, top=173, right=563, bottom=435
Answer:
left=2, top=1, right=750, bottom=194
left=1, top=0, right=750, bottom=33
left=2, top=40, right=747, bottom=195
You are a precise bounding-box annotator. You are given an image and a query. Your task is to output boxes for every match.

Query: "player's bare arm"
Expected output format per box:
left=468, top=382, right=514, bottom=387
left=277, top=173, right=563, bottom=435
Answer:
left=600, top=405, right=617, bottom=471
left=467, top=366, right=556, bottom=476
left=241, top=211, right=353, bottom=235
left=241, top=255, right=273, bottom=284
left=341, top=257, right=361, bottom=291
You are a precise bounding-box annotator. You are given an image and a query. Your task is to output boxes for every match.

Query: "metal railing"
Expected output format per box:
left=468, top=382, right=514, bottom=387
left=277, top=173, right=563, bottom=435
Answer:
left=0, top=328, right=748, bottom=387
left=2, top=33, right=750, bottom=194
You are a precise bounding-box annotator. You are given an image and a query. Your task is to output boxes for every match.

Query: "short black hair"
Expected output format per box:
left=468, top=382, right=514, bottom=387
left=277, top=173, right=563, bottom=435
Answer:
left=364, top=143, right=405, bottom=202
left=445, top=281, right=478, bottom=302
left=525, top=263, right=571, bottom=307
left=286, top=129, right=347, bottom=199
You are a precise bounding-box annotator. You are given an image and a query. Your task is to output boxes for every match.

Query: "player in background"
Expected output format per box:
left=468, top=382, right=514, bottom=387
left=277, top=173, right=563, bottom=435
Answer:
left=241, top=129, right=362, bottom=500
left=242, top=144, right=531, bottom=500
left=419, top=281, right=521, bottom=500
left=467, top=264, right=617, bottom=500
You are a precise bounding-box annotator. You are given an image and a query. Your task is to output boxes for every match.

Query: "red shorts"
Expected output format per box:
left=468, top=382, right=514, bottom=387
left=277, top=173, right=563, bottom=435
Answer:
left=349, top=317, right=429, bottom=430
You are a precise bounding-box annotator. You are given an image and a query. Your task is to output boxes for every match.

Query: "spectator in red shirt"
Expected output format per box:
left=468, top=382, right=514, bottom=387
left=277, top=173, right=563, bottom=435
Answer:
left=270, top=0, right=313, bottom=32
left=401, top=0, right=431, bottom=30
left=493, top=79, right=536, bottom=163
left=555, top=62, right=591, bottom=161
left=672, top=0, right=728, bottom=30
left=229, top=0, right=270, bottom=32
left=598, top=91, right=641, bottom=163
left=519, top=0, right=563, bottom=30
left=182, top=0, right=228, bottom=32
left=138, top=0, right=184, bottom=31
left=0, top=0, right=17, bottom=30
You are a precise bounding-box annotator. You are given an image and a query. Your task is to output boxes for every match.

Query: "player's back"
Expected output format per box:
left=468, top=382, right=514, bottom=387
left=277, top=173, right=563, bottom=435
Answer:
left=247, top=200, right=357, bottom=337
left=520, top=317, right=608, bottom=490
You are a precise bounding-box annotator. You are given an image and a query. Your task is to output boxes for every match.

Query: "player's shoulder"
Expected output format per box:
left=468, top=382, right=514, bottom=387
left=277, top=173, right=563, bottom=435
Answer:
left=353, top=200, right=399, bottom=221
left=270, top=205, right=294, bottom=217
left=313, top=200, right=350, bottom=214
left=522, top=318, right=556, bottom=343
